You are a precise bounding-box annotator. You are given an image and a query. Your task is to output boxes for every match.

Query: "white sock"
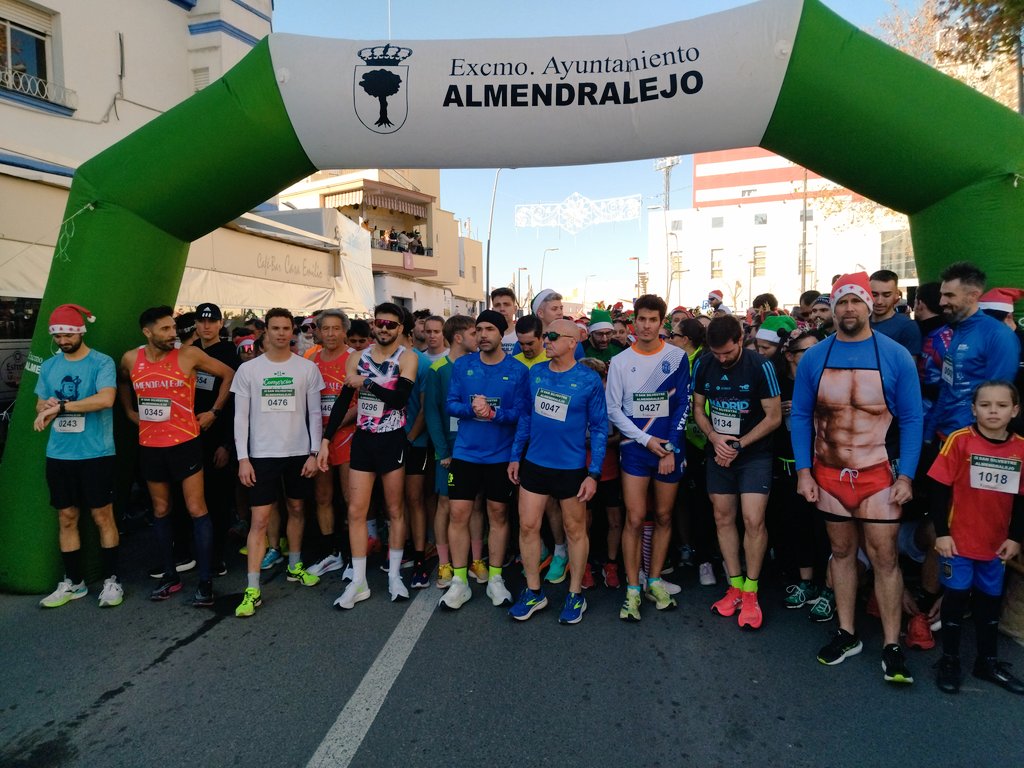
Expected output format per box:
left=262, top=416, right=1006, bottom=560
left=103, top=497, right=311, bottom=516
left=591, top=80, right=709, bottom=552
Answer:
left=352, top=556, right=367, bottom=585
left=554, top=543, right=568, bottom=559
left=389, top=548, right=403, bottom=577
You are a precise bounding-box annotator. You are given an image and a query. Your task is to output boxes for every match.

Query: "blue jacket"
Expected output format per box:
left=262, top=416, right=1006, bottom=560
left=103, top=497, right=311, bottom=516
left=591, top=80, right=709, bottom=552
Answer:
left=932, top=310, right=1020, bottom=439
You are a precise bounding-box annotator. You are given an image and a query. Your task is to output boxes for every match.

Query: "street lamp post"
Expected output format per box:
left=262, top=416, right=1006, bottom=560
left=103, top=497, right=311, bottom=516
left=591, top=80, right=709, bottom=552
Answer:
left=517, top=267, right=528, bottom=311
left=539, top=247, right=559, bottom=288
left=484, top=168, right=503, bottom=304
left=628, top=256, right=641, bottom=298
left=581, top=273, right=597, bottom=312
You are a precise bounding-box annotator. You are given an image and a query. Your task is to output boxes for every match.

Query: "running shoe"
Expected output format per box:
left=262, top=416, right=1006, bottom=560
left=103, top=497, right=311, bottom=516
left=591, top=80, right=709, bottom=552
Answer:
left=905, top=613, right=935, bottom=650
left=286, top=562, right=320, bottom=587
left=645, top=580, right=677, bottom=611
left=40, top=578, right=87, bottom=608
left=189, top=580, right=214, bottom=608
left=508, top=588, right=548, bottom=621
left=235, top=587, right=261, bottom=617
left=817, top=629, right=863, bottom=665
left=334, top=581, right=371, bottom=610
left=783, top=581, right=819, bottom=609
left=661, top=559, right=675, bottom=576
left=97, top=577, right=123, bottom=608
left=737, top=590, right=763, bottom=630
left=436, top=563, right=454, bottom=589
left=545, top=554, right=569, bottom=584
left=149, top=577, right=183, bottom=601
left=935, top=654, right=961, bottom=694
left=710, top=586, right=742, bottom=617
left=698, top=562, right=717, bottom=586
left=215, top=561, right=228, bottom=577
left=469, top=559, right=489, bottom=584
left=808, top=587, right=836, bottom=622
left=260, top=548, right=283, bottom=570
left=679, top=544, right=695, bottom=567
left=389, top=575, right=409, bottom=601
left=619, top=588, right=642, bottom=622
left=660, top=578, right=681, bottom=596
left=882, top=644, right=913, bottom=684
left=602, top=562, right=620, bottom=589
left=580, top=562, right=595, bottom=590
left=558, top=592, right=587, bottom=624
left=972, top=657, right=1024, bottom=695
left=439, top=578, right=472, bottom=610
left=307, top=552, right=344, bottom=578
left=175, top=558, right=197, bottom=574
left=410, top=565, right=430, bottom=589
left=486, top=575, right=513, bottom=606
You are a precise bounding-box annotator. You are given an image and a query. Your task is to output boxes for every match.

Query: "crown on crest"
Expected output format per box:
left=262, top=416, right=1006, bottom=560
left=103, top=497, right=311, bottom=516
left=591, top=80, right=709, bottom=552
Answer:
left=358, top=44, right=413, bottom=66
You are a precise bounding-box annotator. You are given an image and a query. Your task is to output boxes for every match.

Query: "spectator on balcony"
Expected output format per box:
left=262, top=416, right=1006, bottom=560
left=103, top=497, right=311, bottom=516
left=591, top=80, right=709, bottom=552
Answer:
left=397, top=231, right=412, bottom=251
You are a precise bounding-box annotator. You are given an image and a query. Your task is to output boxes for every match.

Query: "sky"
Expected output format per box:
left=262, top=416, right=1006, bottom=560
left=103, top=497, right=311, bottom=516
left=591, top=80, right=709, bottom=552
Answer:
left=274, top=0, right=908, bottom=307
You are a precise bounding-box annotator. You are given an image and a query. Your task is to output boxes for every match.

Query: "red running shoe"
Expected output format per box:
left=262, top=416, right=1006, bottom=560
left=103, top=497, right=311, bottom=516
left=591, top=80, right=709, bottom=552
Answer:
left=602, top=562, right=621, bottom=589
left=905, top=612, right=935, bottom=650
left=737, top=590, right=763, bottom=630
left=580, top=562, right=595, bottom=590
left=711, top=586, right=743, bottom=617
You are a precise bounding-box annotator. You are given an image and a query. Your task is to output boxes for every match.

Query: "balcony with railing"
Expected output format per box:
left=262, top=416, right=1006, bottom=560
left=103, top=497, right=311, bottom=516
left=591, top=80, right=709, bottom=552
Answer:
left=0, top=64, right=77, bottom=111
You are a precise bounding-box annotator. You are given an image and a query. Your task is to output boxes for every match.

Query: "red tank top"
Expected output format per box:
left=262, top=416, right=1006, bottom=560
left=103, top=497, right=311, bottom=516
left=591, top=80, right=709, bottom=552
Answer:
left=314, top=349, right=355, bottom=431
left=131, top=347, right=200, bottom=447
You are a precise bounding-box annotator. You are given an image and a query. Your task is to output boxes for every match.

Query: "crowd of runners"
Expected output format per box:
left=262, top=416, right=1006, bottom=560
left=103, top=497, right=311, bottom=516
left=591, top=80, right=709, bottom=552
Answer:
left=31, top=260, right=1024, bottom=695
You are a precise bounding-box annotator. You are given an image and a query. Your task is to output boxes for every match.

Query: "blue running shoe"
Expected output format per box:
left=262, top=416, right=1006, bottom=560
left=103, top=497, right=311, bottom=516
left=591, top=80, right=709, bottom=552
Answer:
left=260, top=548, right=283, bottom=571
left=508, top=588, right=548, bottom=621
left=558, top=592, right=587, bottom=625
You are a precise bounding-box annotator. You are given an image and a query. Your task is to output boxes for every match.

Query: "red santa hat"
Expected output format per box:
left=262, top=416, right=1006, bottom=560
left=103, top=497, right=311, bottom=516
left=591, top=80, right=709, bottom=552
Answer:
left=708, top=290, right=724, bottom=301
left=48, top=303, right=96, bottom=335
left=830, top=272, right=873, bottom=311
left=979, top=287, right=1024, bottom=313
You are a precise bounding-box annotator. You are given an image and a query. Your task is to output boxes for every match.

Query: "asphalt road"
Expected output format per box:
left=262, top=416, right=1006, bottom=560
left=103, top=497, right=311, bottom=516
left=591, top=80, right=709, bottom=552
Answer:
left=2, top=532, right=1022, bottom=768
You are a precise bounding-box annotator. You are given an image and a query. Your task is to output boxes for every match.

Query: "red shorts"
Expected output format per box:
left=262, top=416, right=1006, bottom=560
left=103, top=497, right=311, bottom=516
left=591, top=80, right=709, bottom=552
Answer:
left=812, top=458, right=894, bottom=514
left=328, top=425, right=355, bottom=466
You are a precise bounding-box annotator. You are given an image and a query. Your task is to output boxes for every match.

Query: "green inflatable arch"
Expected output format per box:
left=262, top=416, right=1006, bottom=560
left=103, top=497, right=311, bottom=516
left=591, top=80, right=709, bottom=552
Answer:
left=3, top=0, right=1023, bottom=591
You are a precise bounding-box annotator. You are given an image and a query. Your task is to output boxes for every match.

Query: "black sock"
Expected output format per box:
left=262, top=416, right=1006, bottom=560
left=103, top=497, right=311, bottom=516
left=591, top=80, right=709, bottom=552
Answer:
left=320, top=530, right=335, bottom=559
left=62, top=549, right=83, bottom=584
left=193, top=514, right=213, bottom=582
left=973, top=591, right=1002, bottom=660
left=154, top=516, right=176, bottom=579
left=941, top=588, right=969, bottom=659
left=100, top=546, right=119, bottom=580
left=917, top=588, right=941, bottom=614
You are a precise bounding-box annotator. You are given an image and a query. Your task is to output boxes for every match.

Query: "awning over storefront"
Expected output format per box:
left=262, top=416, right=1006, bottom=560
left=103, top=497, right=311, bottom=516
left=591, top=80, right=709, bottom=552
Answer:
left=322, top=190, right=363, bottom=208
left=364, top=194, right=426, bottom=219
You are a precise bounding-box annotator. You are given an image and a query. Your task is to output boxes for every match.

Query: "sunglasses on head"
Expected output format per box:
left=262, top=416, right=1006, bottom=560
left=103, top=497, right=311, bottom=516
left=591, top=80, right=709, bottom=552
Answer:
left=543, top=331, right=569, bottom=342
left=373, top=319, right=401, bottom=330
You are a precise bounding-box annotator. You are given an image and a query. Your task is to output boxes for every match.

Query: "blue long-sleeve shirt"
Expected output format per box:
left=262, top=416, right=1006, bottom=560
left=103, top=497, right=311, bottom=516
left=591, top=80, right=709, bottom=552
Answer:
left=791, top=332, right=923, bottom=478
left=932, top=310, right=1020, bottom=440
left=510, top=360, right=608, bottom=474
left=447, top=352, right=528, bottom=463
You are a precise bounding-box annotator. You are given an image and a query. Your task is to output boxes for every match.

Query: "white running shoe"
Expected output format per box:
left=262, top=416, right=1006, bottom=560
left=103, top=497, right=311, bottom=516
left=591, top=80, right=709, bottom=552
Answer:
left=439, top=578, right=472, bottom=610
left=389, top=575, right=409, bottom=602
left=334, top=581, right=370, bottom=610
left=39, top=578, right=87, bottom=608
left=307, top=552, right=343, bottom=578
left=486, top=575, right=512, bottom=606
left=699, top=562, right=717, bottom=586
left=643, top=577, right=681, bottom=596
left=97, top=576, right=124, bottom=607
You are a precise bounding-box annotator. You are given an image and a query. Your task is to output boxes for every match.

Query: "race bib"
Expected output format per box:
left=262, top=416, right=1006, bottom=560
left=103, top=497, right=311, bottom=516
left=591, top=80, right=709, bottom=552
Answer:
left=941, top=356, right=953, bottom=385
left=710, top=404, right=740, bottom=436
left=535, top=388, right=570, bottom=422
left=473, top=396, right=501, bottom=421
left=139, top=397, right=171, bottom=422
left=449, top=416, right=459, bottom=432
left=54, top=413, right=85, bottom=433
left=970, top=454, right=1022, bottom=493
left=633, top=392, right=668, bottom=418
left=195, top=371, right=215, bottom=391
left=321, top=394, right=337, bottom=418
left=261, top=387, right=295, bottom=412
left=358, top=392, right=384, bottom=419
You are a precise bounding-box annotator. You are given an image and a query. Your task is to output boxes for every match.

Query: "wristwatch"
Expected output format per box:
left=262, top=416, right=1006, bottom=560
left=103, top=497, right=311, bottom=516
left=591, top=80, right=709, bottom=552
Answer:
left=210, top=407, right=221, bottom=418
left=727, top=439, right=742, bottom=451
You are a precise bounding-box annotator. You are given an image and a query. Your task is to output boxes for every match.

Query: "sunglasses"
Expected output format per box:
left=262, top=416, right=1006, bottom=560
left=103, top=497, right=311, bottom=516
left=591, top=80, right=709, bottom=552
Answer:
left=543, top=331, right=569, bottom=342
left=300, top=324, right=313, bottom=332
left=373, top=319, right=401, bottom=330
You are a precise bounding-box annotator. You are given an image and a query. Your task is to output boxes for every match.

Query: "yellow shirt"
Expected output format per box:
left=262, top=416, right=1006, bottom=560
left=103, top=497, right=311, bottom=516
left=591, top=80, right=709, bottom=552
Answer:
left=514, top=350, right=548, bottom=369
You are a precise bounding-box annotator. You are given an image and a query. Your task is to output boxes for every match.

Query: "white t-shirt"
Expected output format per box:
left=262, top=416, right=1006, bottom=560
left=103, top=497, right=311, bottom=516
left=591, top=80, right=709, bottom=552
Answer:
left=231, top=353, right=325, bottom=459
